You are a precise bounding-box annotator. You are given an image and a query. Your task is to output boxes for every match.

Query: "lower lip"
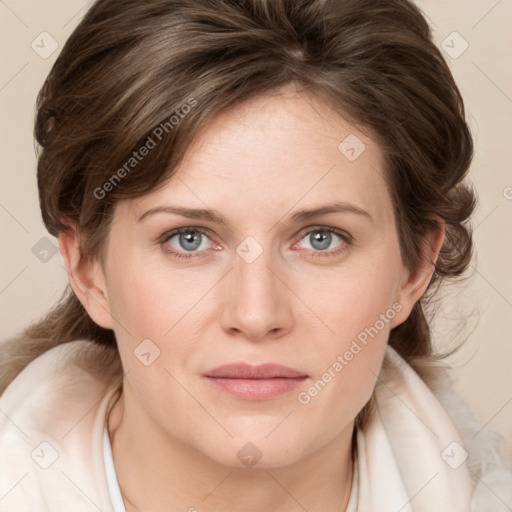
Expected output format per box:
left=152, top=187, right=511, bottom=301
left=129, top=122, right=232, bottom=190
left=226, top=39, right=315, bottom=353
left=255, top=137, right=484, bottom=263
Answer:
left=204, top=377, right=307, bottom=400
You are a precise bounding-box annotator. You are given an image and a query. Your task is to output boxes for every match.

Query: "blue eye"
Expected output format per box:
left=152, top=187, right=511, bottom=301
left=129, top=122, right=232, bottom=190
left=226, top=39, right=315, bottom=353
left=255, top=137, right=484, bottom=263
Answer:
left=163, top=228, right=212, bottom=257
left=160, top=226, right=351, bottom=260
left=305, top=230, right=334, bottom=250
left=296, top=227, right=350, bottom=255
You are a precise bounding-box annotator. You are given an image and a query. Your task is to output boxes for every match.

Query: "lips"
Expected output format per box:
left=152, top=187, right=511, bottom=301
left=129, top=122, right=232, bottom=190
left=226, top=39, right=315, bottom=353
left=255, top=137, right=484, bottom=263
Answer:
left=204, top=363, right=308, bottom=379
left=204, top=363, right=308, bottom=400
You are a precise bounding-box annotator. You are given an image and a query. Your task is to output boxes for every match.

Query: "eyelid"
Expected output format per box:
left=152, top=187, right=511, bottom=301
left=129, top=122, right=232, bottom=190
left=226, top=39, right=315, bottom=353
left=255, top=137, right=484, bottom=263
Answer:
left=159, top=226, right=214, bottom=243
left=295, top=225, right=353, bottom=244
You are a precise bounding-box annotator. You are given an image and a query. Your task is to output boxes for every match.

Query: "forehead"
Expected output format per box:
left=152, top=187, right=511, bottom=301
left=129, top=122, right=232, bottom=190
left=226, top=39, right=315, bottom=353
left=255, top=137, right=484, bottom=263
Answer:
left=123, top=87, right=392, bottom=226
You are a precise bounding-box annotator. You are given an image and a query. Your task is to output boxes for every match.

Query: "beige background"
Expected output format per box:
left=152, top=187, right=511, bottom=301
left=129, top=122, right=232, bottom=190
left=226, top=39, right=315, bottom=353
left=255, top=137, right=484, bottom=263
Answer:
left=1, top=0, right=511, bottom=462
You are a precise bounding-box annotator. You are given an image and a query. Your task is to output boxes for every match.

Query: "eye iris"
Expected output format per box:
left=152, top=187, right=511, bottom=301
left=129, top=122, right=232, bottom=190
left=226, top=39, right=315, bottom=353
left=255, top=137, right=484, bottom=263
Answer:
left=310, top=230, right=332, bottom=250
left=179, top=231, right=202, bottom=251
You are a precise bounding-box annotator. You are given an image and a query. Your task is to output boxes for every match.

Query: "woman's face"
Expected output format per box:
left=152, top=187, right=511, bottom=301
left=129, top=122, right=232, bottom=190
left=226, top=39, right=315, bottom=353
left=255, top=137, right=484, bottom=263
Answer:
left=91, top=86, right=416, bottom=468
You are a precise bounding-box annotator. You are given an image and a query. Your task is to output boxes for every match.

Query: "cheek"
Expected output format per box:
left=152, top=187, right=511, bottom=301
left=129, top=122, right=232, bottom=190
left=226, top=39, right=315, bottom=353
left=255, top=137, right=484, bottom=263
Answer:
left=294, top=278, right=398, bottom=437
left=302, top=248, right=403, bottom=343
left=293, top=247, right=403, bottom=408
left=294, top=336, right=386, bottom=451
left=105, top=252, right=217, bottom=342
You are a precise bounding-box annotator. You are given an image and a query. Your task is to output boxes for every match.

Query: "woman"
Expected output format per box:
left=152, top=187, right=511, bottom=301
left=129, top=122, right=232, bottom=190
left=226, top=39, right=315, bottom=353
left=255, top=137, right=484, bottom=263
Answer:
left=0, top=0, right=510, bottom=510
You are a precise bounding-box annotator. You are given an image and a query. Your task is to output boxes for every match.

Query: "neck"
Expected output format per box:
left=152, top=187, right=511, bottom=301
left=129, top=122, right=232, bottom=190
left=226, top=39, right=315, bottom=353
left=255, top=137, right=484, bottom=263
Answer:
left=108, top=388, right=355, bottom=512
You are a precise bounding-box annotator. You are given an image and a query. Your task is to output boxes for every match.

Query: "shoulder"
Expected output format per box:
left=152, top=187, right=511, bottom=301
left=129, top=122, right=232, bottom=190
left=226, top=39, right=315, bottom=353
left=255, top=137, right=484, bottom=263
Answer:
left=431, top=366, right=512, bottom=511
left=380, top=345, right=512, bottom=511
left=0, top=340, right=121, bottom=511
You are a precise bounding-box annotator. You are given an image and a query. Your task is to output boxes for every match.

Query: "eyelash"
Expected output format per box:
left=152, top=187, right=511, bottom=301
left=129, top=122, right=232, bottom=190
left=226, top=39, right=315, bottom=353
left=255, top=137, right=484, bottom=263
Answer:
left=159, top=226, right=353, bottom=260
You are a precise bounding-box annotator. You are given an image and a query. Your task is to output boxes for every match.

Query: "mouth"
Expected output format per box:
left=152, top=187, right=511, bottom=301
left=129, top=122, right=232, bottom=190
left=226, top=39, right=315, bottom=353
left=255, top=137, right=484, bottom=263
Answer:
left=203, top=363, right=309, bottom=400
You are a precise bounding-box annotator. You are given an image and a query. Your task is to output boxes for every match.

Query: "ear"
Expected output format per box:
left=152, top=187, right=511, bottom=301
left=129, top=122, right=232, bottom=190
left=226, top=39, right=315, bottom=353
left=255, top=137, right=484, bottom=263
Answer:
left=58, top=226, right=114, bottom=330
left=390, top=217, right=446, bottom=329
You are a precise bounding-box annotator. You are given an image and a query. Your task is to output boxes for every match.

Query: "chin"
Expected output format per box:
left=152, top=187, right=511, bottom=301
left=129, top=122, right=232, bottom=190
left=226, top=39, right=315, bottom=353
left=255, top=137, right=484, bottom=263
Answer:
left=197, top=432, right=307, bottom=470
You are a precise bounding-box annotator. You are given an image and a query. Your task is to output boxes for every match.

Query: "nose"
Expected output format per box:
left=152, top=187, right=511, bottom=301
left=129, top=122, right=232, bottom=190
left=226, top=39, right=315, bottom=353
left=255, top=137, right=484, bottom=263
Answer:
left=218, top=248, right=294, bottom=342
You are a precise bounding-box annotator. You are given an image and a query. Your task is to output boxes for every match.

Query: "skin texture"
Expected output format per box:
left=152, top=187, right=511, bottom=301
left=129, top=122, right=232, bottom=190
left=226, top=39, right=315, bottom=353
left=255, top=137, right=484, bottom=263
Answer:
left=60, top=85, right=444, bottom=512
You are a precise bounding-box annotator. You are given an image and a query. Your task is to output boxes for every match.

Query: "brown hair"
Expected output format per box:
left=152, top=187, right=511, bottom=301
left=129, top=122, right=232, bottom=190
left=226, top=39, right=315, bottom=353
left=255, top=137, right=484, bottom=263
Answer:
left=0, top=0, right=476, bottom=420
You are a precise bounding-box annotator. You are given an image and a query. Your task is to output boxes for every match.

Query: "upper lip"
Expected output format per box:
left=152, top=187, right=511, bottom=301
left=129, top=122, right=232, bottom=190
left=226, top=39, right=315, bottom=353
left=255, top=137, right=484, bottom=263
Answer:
left=205, top=363, right=308, bottom=379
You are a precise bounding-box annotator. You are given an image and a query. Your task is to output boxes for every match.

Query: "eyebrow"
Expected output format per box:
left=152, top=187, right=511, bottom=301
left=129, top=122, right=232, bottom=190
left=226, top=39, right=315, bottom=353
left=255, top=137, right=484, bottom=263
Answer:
left=137, top=206, right=224, bottom=223
left=289, top=201, right=372, bottom=224
left=137, top=201, right=372, bottom=224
